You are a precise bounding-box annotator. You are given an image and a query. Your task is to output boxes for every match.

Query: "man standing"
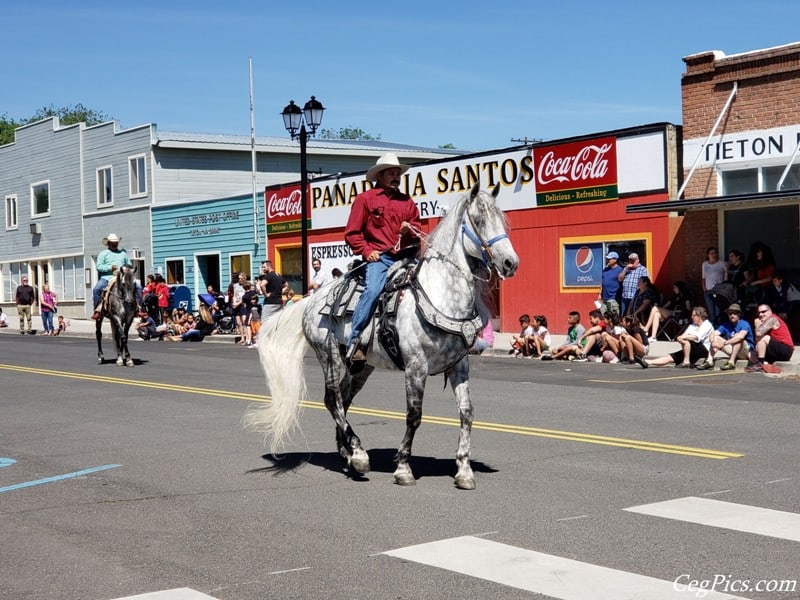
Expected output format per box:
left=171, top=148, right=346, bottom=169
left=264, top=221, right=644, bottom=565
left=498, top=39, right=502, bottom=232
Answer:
left=15, top=275, right=36, bottom=334
left=91, top=233, right=133, bottom=320
left=618, top=252, right=649, bottom=316
left=746, top=303, right=795, bottom=374
left=309, top=258, right=331, bottom=293
left=344, top=153, right=421, bottom=368
left=598, top=251, right=622, bottom=315
left=259, top=261, right=285, bottom=323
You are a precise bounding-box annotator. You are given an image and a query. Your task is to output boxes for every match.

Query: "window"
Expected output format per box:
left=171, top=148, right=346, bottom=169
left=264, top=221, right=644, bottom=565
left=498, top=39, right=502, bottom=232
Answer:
left=5, top=195, right=17, bottom=229
left=721, top=164, right=800, bottom=195
left=129, top=154, right=147, bottom=197
left=166, top=259, right=184, bottom=284
left=97, top=166, right=113, bottom=206
left=230, top=254, right=252, bottom=282
left=31, top=181, right=50, bottom=216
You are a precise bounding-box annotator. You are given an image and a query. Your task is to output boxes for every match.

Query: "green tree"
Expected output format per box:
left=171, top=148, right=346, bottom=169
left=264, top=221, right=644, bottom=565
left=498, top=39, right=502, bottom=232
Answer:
left=0, top=113, right=21, bottom=145
left=0, top=104, right=110, bottom=145
left=318, top=126, right=381, bottom=141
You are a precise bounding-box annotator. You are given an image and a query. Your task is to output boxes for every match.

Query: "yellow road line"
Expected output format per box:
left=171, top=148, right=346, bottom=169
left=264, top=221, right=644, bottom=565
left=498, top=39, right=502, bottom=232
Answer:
left=589, top=371, right=738, bottom=384
left=0, top=363, right=743, bottom=459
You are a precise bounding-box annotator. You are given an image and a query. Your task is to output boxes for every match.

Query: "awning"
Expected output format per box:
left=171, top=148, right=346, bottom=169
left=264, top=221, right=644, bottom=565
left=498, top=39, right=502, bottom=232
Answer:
left=626, top=190, right=800, bottom=214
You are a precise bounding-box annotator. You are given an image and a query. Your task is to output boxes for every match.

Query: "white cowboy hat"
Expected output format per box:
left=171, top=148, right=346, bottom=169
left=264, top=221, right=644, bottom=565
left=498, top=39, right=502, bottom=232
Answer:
left=365, top=152, right=410, bottom=183
left=102, top=233, right=122, bottom=246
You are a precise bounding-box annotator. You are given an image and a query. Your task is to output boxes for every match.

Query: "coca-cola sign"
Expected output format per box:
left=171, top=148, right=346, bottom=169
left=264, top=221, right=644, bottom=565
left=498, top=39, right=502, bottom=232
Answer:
left=533, top=137, right=618, bottom=207
left=265, top=184, right=308, bottom=234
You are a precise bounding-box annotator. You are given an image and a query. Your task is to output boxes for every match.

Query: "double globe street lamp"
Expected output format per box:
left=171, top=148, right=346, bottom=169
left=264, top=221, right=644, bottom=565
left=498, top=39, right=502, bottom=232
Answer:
left=281, top=96, right=324, bottom=295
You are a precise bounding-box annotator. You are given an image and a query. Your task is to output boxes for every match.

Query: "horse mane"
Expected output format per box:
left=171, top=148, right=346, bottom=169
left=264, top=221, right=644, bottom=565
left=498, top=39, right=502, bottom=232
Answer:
left=424, top=194, right=468, bottom=257
left=423, top=187, right=502, bottom=320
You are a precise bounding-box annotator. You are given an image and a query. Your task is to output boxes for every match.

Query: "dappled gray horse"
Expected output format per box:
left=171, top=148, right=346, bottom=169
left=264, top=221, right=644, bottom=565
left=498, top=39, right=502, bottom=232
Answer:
left=245, top=183, right=518, bottom=489
left=95, top=266, right=138, bottom=367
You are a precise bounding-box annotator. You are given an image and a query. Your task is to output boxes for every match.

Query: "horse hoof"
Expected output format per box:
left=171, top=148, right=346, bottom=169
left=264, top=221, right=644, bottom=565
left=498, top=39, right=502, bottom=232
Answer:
left=349, top=451, right=370, bottom=475
left=393, top=472, right=416, bottom=486
left=115, top=358, right=124, bottom=366
left=454, top=475, right=476, bottom=490
left=125, top=359, right=134, bottom=368
left=97, top=358, right=103, bottom=365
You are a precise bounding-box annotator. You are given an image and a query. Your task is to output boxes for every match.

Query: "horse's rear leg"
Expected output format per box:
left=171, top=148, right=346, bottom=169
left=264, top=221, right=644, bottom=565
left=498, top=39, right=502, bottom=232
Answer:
left=394, top=366, right=426, bottom=486
left=325, top=366, right=372, bottom=475
left=448, top=358, right=475, bottom=490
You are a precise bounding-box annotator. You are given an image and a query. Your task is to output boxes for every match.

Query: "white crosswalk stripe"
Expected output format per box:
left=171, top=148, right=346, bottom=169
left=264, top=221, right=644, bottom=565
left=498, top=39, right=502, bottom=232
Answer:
left=383, top=535, right=749, bottom=600
left=624, top=496, right=800, bottom=542
left=383, top=497, right=800, bottom=599
left=110, top=588, right=219, bottom=600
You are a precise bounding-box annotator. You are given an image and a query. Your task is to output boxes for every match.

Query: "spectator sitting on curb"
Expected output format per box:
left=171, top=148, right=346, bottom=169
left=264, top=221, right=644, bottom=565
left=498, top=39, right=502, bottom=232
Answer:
left=573, top=309, right=606, bottom=362
left=511, top=314, right=534, bottom=357
left=470, top=320, right=495, bottom=355
left=705, top=303, right=754, bottom=371
left=544, top=311, right=585, bottom=360
left=745, top=303, right=794, bottom=374
left=640, top=306, right=713, bottom=369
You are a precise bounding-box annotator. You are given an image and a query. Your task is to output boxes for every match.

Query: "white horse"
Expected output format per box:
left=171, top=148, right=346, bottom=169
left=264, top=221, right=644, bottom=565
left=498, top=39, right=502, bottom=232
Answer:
left=245, top=183, right=519, bottom=489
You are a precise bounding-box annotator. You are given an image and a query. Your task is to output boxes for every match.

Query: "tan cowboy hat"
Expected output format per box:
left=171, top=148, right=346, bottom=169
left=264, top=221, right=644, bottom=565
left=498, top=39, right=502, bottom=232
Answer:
left=102, top=233, right=122, bottom=246
left=365, top=152, right=409, bottom=183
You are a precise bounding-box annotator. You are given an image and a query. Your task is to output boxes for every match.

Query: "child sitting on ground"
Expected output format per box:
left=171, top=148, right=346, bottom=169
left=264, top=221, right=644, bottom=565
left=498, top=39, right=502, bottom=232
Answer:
left=53, top=315, right=69, bottom=335
left=545, top=311, right=586, bottom=360
left=510, top=313, right=535, bottom=357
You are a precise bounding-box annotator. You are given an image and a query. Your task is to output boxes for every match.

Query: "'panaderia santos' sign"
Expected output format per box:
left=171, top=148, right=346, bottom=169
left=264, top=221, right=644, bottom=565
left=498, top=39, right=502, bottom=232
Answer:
left=266, top=130, right=666, bottom=233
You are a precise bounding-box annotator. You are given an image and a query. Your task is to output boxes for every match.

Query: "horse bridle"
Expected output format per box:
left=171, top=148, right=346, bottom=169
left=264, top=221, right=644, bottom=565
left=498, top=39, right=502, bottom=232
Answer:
left=460, top=208, right=509, bottom=272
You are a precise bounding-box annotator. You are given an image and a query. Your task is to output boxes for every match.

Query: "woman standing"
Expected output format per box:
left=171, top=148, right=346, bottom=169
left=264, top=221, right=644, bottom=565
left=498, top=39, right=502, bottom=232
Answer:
left=702, top=247, right=726, bottom=326
left=39, top=284, right=58, bottom=335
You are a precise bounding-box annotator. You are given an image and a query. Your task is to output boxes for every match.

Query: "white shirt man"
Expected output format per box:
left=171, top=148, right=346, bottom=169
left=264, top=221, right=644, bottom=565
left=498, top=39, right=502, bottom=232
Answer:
left=310, top=259, right=331, bottom=293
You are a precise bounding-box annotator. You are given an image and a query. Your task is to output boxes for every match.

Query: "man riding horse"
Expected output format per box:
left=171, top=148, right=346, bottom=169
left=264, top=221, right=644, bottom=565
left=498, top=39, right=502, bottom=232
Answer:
left=344, top=153, right=421, bottom=370
left=91, top=233, right=140, bottom=319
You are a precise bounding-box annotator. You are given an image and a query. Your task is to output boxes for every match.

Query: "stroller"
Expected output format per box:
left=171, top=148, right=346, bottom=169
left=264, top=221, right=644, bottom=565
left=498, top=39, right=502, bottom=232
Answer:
left=197, top=293, right=236, bottom=334
left=709, top=282, right=738, bottom=314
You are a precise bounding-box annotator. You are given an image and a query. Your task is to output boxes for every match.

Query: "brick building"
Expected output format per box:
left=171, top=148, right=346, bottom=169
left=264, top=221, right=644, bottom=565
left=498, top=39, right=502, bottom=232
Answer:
left=628, top=43, right=800, bottom=339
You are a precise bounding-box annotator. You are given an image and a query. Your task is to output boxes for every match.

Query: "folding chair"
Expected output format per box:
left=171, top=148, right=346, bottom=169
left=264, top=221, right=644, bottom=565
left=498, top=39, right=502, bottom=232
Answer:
left=657, top=314, right=689, bottom=341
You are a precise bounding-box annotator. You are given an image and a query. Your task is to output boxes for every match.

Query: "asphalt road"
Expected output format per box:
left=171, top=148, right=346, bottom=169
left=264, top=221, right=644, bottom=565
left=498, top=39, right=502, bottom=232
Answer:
left=1, top=335, right=798, bottom=600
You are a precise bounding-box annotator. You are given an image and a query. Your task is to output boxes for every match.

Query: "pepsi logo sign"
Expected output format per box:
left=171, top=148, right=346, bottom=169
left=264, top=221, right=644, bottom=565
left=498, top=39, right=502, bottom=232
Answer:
left=575, top=246, right=595, bottom=273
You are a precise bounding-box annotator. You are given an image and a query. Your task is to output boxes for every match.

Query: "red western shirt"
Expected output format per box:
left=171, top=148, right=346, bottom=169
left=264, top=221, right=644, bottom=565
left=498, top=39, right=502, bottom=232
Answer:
left=344, top=187, right=421, bottom=260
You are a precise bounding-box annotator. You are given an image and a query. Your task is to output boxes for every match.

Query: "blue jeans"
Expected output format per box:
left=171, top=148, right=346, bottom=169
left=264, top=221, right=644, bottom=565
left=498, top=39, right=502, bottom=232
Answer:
left=348, top=255, right=395, bottom=347
left=704, top=290, right=722, bottom=326
left=93, top=279, right=109, bottom=307
left=41, top=310, right=54, bottom=333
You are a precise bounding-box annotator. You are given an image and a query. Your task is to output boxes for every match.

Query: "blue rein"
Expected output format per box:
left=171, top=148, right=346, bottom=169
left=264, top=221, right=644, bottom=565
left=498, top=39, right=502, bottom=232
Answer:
left=460, top=212, right=508, bottom=270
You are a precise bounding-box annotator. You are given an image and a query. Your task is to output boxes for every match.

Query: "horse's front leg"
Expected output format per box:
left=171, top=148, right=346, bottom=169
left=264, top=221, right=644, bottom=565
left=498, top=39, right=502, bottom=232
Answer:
left=109, top=318, right=125, bottom=367
left=447, top=357, right=475, bottom=490
left=120, top=323, right=134, bottom=367
left=95, top=318, right=104, bottom=365
left=394, top=364, right=426, bottom=486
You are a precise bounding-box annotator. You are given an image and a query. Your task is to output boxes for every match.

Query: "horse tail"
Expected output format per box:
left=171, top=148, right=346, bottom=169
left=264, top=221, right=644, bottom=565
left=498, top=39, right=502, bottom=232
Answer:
left=244, top=296, right=310, bottom=454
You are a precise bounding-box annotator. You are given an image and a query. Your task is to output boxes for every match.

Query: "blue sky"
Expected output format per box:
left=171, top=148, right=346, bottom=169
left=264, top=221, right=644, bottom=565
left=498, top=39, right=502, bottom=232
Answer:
left=4, top=1, right=800, bottom=151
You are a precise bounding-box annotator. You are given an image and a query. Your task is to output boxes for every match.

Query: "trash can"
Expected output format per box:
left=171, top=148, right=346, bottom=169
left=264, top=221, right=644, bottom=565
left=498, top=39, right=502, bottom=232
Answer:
left=169, top=285, right=192, bottom=312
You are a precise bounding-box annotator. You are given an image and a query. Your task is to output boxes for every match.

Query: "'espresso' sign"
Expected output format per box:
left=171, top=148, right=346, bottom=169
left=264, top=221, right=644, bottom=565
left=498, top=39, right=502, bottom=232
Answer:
left=533, top=137, right=618, bottom=207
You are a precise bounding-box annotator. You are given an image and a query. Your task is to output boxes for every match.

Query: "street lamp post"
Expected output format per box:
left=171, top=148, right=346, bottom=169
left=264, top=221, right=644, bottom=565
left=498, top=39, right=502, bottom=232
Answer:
left=281, top=96, right=324, bottom=295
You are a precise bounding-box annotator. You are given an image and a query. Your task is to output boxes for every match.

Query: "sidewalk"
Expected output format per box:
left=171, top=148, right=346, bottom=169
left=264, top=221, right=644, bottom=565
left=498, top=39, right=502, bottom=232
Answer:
left=2, top=315, right=798, bottom=374
left=0, top=314, right=233, bottom=344
left=485, top=332, right=800, bottom=376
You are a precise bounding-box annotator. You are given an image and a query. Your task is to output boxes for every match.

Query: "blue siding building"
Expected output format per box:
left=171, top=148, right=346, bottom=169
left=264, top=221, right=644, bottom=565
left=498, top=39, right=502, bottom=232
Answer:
left=151, top=193, right=266, bottom=300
